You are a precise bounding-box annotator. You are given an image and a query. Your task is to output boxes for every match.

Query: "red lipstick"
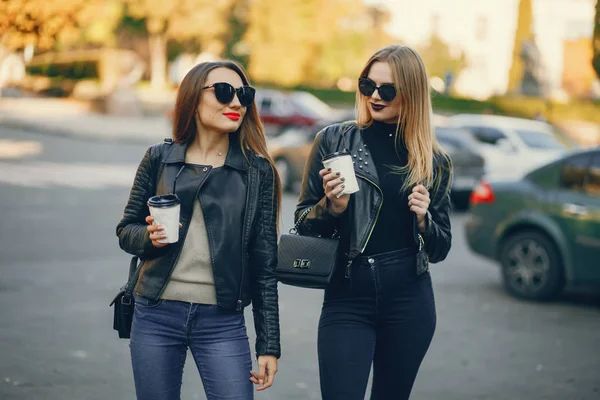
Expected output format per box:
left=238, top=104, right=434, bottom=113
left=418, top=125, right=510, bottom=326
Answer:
left=223, top=112, right=240, bottom=121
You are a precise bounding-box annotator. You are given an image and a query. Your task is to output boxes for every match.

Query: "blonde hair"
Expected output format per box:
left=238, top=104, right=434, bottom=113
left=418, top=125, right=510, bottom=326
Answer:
left=356, top=45, right=451, bottom=195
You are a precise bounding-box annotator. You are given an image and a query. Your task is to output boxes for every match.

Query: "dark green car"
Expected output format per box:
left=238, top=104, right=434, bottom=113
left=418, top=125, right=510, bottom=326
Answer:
left=465, top=147, right=600, bottom=300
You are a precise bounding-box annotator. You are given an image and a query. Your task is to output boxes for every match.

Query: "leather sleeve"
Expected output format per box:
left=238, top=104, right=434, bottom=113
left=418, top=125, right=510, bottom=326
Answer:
left=295, top=126, right=343, bottom=237
left=423, top=157, right=453, bottom=263
left=249, top=164, right=281, bottom=358
left=116, top=146, right=167, bottom=260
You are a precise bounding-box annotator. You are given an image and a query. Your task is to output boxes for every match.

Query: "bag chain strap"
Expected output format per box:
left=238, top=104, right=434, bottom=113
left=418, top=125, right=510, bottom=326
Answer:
left=289, top=207, right=312, bottom=234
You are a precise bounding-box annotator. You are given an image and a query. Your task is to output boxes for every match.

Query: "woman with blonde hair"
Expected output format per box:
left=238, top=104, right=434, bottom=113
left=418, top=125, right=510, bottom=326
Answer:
left=117, top=60, right=280, bottom=399
left=295, top=45, right=452, bottom=399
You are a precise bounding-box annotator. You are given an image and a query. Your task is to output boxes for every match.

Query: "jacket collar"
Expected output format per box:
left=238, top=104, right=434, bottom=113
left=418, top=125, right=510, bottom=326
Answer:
left=163, top=132, right=248, bottom=171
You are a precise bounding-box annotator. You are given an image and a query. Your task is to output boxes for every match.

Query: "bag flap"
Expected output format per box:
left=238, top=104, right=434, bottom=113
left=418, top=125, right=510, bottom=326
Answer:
left=276, top=233, right=339, bottom=277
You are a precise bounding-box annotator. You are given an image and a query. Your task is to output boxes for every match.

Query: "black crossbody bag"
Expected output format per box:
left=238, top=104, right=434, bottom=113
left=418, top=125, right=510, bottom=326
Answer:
left=109, top=256, right=143, bottom=339
left=275, top=207, right=341, bottom=289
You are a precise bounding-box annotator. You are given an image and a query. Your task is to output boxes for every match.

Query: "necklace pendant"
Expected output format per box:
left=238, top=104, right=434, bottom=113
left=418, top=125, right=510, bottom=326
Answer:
left=218, top=152, right=223, bottom=156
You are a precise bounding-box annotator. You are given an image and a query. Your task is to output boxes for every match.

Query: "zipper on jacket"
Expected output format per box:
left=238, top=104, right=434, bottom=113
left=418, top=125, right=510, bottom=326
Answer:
left=357, top=174, right=384, bottom=254
left=238, top=166, right=255, bottom=311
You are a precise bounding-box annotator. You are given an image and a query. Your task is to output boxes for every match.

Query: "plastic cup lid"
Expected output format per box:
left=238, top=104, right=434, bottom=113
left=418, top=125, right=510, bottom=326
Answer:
left=147, top=194, right=180, bottom=208
left=322, top=149, right=351, bottom=162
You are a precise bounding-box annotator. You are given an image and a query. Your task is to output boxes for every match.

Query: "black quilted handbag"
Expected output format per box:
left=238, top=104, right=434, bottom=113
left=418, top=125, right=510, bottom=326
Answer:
left=276, top=207, right=340, bottom=289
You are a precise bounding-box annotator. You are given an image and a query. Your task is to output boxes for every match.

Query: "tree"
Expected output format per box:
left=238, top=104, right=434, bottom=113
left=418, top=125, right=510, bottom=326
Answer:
left=244, top=0, right=391, bottom=87
left=0, top=0, right=105, bottom=50
left=593, top=0, right=600, bottom=80
left=123, top=0, right=233, bottom=89
left=507, top=0, right=534, bottom=94
left=222, top=0, right=250, bottom=67
left=417, top=33, right=467, bottom=87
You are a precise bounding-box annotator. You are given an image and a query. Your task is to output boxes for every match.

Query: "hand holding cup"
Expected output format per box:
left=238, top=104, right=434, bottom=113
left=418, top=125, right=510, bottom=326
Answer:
left=145, top=216, right=169, bottom=248
left=145, top=215, right=183, bottom=248
left=320, top=168, right=350, bottom=216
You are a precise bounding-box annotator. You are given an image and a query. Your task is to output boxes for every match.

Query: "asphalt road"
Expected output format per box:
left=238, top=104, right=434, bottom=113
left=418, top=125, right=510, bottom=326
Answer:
left=1, top=127, right=599, bottom=400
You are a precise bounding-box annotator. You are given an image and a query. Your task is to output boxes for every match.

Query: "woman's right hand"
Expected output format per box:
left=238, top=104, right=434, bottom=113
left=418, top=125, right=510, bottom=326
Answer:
left=319, top=168, right=350, bottom=216
left=145, top=216, right=168, bottom=248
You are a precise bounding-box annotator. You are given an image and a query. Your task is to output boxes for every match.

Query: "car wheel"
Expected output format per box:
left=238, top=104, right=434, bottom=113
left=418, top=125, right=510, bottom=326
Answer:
left=275, top=157, right=293, bottom=192
left=499, top=231, right=564, bottom=301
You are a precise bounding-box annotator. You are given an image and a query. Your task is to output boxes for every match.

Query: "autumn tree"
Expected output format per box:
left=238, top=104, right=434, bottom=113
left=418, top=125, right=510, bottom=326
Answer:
left=417, top=33, right=467, bottom=88
left=0, top=0, right=109, bottom=51
left=593, top=0, right=600, bottom=79
left=222, top=0, right=250, bottom=67
left=244, top=0, right=392, bottom=87
left=123, top=0, right=233, bottom=89
left=507, top=0, right=534, bottom=93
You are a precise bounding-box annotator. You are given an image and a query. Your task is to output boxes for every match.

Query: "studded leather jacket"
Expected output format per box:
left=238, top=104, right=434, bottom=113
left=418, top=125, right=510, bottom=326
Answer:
left=295, top=122, right=452, bottom=279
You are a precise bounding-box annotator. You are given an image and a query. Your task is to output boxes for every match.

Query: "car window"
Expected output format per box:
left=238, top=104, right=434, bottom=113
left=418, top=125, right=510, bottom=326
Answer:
left=584, top=152, right=600, bottom=196
left=513, top=129, right=566, bottom=150
left=290, top=92, right=332, bottom=119
left=560, top=153, right=592, bottom=191
left=260, top=97, right=272, bottom=113
left=464, top=126, right=506, bottom=145
left=437, top=136, right=459, bottom=153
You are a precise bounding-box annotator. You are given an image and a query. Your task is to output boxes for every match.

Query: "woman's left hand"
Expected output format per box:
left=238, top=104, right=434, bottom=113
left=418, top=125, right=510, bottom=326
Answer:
left=250, top=355, right=278, bottom=391
left=408, top=184, right=431, bottom=233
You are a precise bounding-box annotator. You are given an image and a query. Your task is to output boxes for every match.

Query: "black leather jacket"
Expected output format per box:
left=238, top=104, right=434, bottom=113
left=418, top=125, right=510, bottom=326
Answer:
left=116, top=135, right=280, bottom=358
left=295, top=122, right=452, bottom=279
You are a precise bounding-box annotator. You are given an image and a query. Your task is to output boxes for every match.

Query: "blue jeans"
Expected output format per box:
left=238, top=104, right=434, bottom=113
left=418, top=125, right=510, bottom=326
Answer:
left=130, top=296, right=253, bottom=400
left=318, top=248, right=436, bottom=400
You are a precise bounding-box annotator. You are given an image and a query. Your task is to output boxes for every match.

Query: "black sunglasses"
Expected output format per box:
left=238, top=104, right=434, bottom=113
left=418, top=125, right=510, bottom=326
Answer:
left=202, top=82, right=256, bottom=107
left=358, top=78, right=397, bottom=102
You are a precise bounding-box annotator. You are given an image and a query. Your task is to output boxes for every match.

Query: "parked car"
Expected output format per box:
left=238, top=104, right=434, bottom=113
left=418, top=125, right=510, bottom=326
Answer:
left=465, top=147, right=600, bottom=300
left=436, top=127, right=486, bottom=209
left=256, top=89, right=352, bottom=137
left=448, top=114, right=575, bottom=180
left=270, top=122, right=486, bottom=207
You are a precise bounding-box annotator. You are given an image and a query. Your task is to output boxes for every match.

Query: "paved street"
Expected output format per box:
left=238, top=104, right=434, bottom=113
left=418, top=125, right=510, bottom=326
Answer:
left=0, top=127, right=599, bottom=400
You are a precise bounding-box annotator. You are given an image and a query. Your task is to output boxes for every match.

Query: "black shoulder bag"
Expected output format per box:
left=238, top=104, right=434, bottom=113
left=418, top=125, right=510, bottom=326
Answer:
left=109, top=256, right=142, bottom=339
left=275, top=207, right=340, bottom=289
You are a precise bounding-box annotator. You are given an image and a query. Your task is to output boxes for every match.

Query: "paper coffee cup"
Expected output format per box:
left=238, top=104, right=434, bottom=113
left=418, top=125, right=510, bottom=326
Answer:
left=322, top=151, right=360, bottom=196
left=147, top=194, right=180, bottom=244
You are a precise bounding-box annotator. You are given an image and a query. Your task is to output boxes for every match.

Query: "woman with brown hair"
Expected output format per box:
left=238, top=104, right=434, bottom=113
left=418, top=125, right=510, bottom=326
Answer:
left=116, top=60, right=280, bottom=399
left=295, top=45, right=453, bottom=399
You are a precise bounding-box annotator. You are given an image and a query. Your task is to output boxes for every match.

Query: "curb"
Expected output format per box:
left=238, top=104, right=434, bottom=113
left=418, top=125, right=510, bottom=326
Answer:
left=0, top=116, right=163, bottom=146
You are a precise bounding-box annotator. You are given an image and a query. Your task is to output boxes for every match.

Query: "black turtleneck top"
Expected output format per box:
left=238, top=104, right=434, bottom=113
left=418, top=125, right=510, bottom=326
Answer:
left=361, top=120, right=417, bottom=255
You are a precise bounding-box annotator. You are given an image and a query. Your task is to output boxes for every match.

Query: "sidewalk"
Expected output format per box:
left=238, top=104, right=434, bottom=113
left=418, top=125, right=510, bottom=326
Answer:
left=0, top=97, right=170, bottom=145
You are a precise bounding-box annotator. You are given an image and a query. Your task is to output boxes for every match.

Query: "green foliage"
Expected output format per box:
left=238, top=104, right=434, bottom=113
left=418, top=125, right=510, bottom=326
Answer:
left=26, top=61, right=99, bottom=80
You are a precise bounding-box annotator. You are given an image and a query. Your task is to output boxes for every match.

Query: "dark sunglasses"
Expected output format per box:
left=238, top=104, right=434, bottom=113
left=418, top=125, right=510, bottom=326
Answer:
left=358, top=78, right=397, bottom=102
left=202, top=82, right=256, bottom=107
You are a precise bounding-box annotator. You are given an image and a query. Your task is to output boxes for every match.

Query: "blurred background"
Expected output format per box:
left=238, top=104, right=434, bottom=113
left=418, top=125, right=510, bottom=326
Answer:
left=0, top=0, right=599, bottom=399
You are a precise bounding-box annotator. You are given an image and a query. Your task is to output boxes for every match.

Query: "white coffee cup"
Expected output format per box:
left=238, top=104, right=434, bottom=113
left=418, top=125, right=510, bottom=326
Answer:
left=147, top=194, right=181, bottom=244
left=322, top=151, right=360, bottom=197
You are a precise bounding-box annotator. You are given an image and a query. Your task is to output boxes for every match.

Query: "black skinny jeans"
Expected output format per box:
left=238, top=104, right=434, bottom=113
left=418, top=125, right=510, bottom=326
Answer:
left=318, top=248, right=436, bottom=400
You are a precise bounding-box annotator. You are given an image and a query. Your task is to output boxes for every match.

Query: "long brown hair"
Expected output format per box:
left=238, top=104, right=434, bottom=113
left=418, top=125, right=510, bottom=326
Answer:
left=356, top=45, right=451, bottom=195
left=172, top=60, right=282, bottom=228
